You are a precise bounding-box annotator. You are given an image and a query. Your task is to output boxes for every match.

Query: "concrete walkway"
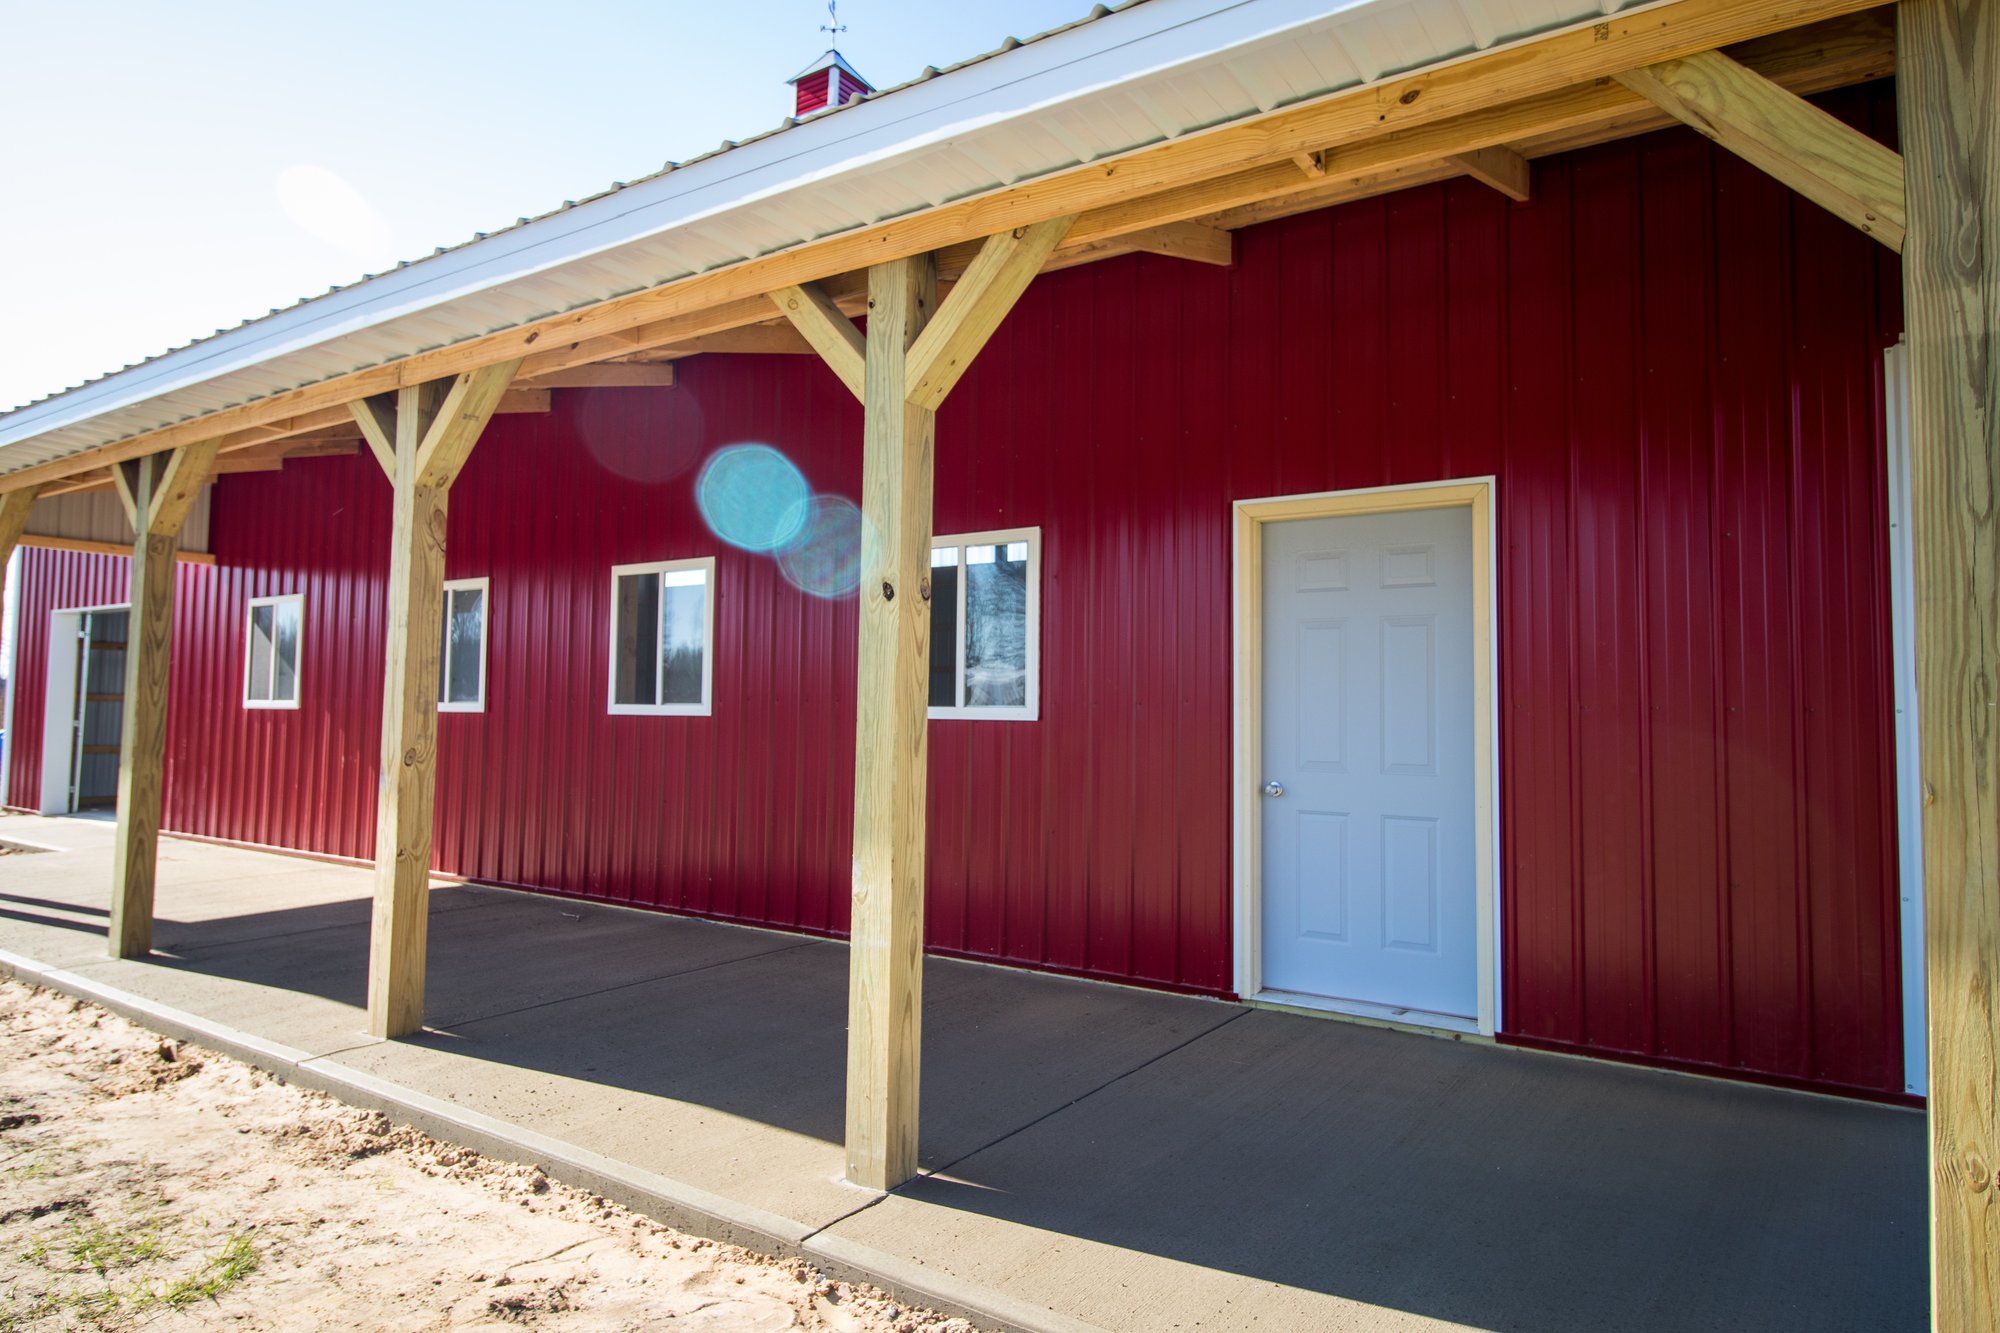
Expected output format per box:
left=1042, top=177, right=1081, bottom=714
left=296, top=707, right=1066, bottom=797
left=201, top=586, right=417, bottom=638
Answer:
left=0, top=812, right=1927, bottom=1331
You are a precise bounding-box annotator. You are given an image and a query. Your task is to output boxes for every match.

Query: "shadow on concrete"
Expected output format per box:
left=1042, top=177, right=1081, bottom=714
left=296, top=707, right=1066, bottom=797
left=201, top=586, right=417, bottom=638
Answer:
left=0, top=905, right=110, bottom=934
left=134, top=889, right=1927, bottom=1332
left=0, top=891, right=109, bottom=918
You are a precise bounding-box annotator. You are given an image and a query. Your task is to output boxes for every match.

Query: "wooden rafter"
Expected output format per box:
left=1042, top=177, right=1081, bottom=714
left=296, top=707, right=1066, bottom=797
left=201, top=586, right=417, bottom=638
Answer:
left=1615, top=47, right=1904, bottom=249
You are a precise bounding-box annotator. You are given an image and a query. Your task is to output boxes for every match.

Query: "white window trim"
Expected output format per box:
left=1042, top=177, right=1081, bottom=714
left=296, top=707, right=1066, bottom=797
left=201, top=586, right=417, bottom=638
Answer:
left=607, top=556, right=715, bottom=717
left=242, top=592, right=304, bottom=711
left=438, top=576, right=491, bottom=714
left=928, top=525, right=1040, bottom=723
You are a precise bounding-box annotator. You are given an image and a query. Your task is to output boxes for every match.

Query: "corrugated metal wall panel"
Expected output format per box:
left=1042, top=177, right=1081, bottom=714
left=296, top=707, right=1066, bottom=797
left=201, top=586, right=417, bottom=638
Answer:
left=3, top=84, right=1905, bottom=1095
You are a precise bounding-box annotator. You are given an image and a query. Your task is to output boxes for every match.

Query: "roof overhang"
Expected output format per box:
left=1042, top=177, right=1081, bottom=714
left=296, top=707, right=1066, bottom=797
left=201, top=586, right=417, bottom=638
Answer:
left=0, top=0, right=1894, bottom=492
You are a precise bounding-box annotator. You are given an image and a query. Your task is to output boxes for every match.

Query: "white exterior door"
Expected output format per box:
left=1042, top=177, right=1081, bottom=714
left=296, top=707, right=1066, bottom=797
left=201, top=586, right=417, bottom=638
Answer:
left=1258, top=505, right=1478, bottom=1019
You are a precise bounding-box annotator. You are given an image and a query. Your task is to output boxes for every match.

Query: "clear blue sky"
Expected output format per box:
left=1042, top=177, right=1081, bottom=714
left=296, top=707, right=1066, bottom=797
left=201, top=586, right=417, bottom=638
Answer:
left=0, top=0, right=1093, bottom=413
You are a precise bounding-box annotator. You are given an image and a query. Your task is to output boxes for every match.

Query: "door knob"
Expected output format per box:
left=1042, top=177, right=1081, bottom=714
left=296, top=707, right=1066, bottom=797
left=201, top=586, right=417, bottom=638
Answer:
left=1261, top=780, right=1285, bottom=798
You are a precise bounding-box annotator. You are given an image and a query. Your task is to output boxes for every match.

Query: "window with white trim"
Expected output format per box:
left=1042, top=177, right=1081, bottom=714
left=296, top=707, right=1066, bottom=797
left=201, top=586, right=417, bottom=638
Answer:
left=439, top=577, right=488, bottom=713
left=243, top=593, right=303, bottom=710
left=608, top=557, right=714, bottom=716
left=928, top=527, right=1039, bottom=721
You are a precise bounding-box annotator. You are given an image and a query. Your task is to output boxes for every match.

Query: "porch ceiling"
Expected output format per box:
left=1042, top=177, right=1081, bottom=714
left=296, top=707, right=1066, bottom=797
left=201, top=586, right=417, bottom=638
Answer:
left=0, top=0, right=1894, bottom=496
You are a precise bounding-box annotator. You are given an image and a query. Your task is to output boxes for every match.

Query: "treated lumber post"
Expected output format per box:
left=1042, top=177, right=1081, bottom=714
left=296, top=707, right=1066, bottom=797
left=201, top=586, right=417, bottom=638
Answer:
left=350, top=362, right=518, bottom=1038
left=106, top=443, right=220, bottom=958
left=1899, top=1, right=2000, bottom=1327
left=846, top=254, right=938, bottom=1191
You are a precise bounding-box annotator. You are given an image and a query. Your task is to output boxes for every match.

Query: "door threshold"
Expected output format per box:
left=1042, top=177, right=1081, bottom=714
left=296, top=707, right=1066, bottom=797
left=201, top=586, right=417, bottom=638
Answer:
left=1250, top=989, right=1484, bottom=1038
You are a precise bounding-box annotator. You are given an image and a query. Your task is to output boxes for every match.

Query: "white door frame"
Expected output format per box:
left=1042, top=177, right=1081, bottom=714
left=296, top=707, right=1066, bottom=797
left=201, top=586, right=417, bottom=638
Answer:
left=1883, top=341, right=1927, bottom=1098
left=1232, top=478, right=1501, bottom=1036
left=39, top=601, right=130, bottom=815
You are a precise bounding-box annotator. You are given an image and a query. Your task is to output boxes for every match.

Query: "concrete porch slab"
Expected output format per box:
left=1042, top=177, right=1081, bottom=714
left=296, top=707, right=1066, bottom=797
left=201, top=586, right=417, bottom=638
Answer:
left=0, top=814, right=1928, bottom=1332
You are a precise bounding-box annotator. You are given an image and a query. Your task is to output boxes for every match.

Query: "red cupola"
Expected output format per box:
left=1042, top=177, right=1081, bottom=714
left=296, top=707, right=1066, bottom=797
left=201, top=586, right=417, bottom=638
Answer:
left=788, top=50, right=873, bottom=118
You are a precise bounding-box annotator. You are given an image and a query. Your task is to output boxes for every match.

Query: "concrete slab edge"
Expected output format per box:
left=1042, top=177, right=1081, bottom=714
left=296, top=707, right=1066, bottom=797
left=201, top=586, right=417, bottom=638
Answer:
left=0, top=946, right=1102, bottom=1333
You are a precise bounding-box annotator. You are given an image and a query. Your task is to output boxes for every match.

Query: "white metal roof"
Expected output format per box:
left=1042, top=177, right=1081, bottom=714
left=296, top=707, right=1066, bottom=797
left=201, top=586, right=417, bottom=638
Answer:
left=0, top=0, right=1644, bottom=478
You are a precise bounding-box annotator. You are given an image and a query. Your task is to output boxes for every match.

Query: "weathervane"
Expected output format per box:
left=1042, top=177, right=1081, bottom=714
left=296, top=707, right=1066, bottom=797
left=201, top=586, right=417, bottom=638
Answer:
left=820, top=0, right=848, bottom=40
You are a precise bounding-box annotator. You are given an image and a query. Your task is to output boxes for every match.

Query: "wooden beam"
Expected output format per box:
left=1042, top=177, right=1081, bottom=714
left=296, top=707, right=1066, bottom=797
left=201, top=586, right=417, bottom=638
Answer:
left=366, top=362, right=519, bottom=1039
left=518, top=364, right=677, bottom=389
left=18, top=534, right=215, bottom=565
left=846, top=252, right=936, bottom=1192
left=1122, top=221, right=1236, bottom=266
left=905, top=216, right=1074, bottom=411
left=0, top=483, right=46, bottom=568
left=646, top=324, right=817, bottom=357
left=0, top=0, right=1888, bottom=497
left=496, top=388, right=550, bottom=414
left=1450, top=145, right=1532, bottom=200
left=1293, top=151, right=1326, bottom=179
left=350, top=395, right=398, bottom=477
left=1615, top=48, right=1904, bottom=249
left=769, top=283, right=867, bottom=400
left=1899, top=2, right=2000, bottom=1326
left=107, top=439, right=221, bottom=959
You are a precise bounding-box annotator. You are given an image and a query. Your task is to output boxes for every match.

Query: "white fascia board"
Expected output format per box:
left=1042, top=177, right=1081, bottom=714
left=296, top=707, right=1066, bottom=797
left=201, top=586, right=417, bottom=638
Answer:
left=0, top=0, right=1536, bottom=456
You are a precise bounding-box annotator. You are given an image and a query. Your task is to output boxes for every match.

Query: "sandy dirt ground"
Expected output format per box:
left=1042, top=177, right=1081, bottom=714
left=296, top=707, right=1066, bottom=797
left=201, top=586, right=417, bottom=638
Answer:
left=0, top=977, right=976, bottom=1332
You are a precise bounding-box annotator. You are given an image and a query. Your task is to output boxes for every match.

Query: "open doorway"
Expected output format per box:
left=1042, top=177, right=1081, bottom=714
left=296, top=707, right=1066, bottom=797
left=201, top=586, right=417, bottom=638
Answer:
left=38, top=604, right=129, bottom=815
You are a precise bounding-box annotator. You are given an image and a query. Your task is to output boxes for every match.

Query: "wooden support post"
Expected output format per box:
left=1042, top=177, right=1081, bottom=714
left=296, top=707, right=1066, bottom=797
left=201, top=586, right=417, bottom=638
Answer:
left=106, top=443, right=219, bottom=958
left=771, top=224, right=1066, bottom=1189
left=1615, top=47, right=1904, bottom=249
left=349, top=361, right=518, bottom=1038
left=1899, top=4, right=2000, bottom=1326
left=845, top=254, right=937, bottom=1191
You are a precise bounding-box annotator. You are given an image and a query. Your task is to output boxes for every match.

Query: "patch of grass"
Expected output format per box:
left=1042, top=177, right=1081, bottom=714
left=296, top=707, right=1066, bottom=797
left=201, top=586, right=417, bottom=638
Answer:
left=67, top=1220, right=166, bottom=1274
left=140, top=1230, right=260, bottom=1311
left=7, top=1223, right=259, bottom=1328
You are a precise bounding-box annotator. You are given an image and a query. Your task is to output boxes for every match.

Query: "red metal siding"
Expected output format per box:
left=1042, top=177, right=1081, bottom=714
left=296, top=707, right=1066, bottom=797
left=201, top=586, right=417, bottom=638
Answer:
left=3, top=84, right=1905, bottom=1094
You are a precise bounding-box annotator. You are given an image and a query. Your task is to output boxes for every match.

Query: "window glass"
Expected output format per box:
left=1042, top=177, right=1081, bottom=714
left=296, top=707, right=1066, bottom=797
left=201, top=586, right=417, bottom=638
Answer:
left=659, top=571, right=706, bottom=706
left=272, top=600, right=300, bottom=702
left=441, top=584, right=485, bottom=708
left=928, top=547, right=960, bottom=708
left=613, top=571, right=661, bottom=707
left=247, top=605, right=275, bottom=703
left=963, top=542, right=1029, bottom=708
left=928, top=530, right=1037, bottom=719
left=245, top=596, right=302, bottom=707
left=610, top=561, right=711, bottom=713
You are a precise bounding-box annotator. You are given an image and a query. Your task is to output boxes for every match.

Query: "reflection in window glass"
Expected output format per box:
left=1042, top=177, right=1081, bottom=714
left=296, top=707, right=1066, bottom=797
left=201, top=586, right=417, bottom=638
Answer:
left=440, top=583, right=486, bottom=708
left=928, top=547, right=960, bottom=708
left=610, top=561, right=712, bottom=713
left=963, top=543, right=1029, bottom=708
left=659, top=571, right=707, bottom=705
left=927, top=530, right=1037, bottom=719
left=613, top=571, right=661, bottom=707
left=272, top=601, right=300, bottom=701
left=244, top=595, right=302, bottom=707
left=247, top=605, right=275, bottom=703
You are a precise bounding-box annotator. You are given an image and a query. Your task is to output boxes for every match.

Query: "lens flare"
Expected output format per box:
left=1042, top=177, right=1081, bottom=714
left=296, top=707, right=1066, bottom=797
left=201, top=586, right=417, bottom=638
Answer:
left=696, top=444, right=811, bottom=552
left=576, top=391, right=704, bottom=485
left=777, top=495, right=864, bottom=599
